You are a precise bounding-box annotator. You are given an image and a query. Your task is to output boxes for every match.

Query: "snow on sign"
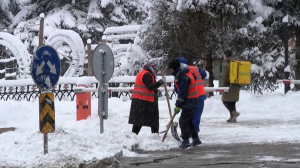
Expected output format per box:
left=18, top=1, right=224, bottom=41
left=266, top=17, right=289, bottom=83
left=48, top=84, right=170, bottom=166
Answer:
left=31, top=45, right=61, bottom=90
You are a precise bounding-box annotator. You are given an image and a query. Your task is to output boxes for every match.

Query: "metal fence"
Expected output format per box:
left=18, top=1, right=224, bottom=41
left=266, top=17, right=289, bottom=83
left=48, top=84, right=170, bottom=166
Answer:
left=0, top=83, right=177, bottom=101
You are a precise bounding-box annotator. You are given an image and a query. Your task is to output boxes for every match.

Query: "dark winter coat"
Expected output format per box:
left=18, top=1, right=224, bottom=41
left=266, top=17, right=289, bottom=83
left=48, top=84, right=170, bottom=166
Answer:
left=173, top=64, right=199, bottom=110
left=176, top=57, right=207, bottom=100
left=220, top=57, right=240, bottom=102
left=128, top=68, right=163, bottom=128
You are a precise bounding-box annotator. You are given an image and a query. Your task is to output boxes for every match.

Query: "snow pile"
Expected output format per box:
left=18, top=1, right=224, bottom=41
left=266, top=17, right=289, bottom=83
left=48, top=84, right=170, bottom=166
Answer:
left=1, top=86, right=300, bottom=166
left=174, top=0, right=208, bottom=11
left=205, top=70, right=209, bottom=79
left=104, top=25, right=142, bottom=35
left=76, top=76, right=93, bottom=87
left=282, top=15, right=289, bottom=23
left=248, top=0, right=274, bottom=19
left=284, top=65, right=291, bottom=73
left=88, top=0, right=104, bottom=19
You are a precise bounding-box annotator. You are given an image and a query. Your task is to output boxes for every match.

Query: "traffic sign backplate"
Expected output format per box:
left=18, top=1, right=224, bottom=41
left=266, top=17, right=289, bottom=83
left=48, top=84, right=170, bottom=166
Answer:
left=92, top=44, right=114, bottom=82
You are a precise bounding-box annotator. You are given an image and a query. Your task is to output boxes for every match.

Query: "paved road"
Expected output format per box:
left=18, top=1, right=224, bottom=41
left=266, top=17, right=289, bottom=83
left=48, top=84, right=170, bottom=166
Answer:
left=119, top=143, right=300, bottom=168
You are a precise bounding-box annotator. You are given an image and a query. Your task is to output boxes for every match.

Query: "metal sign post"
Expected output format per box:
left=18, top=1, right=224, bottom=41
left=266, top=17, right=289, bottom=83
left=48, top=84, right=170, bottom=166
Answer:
left=92, top=44, right=114, bottom=133
left=31, top=45, right=60, bottom=155
left=98, top=49, right=105, bottom=133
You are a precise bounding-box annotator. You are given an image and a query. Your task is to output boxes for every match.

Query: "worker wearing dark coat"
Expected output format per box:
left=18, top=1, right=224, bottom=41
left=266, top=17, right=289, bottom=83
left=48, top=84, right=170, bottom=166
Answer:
left=128, top=61, right=166, bottom=135
left=168, top=59, right=201, bottom=149
left=175, top=57, right=207, bottom=133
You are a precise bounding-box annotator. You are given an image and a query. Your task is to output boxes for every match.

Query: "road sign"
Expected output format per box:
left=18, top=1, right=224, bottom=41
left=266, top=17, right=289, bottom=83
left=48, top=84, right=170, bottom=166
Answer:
left=31, top=45, right=61, bottom=91
left=91, top=44, right=114, bottom=133
left=92, top=44, right=114, bottom=83
left=39, top=93, right=55, bottom=133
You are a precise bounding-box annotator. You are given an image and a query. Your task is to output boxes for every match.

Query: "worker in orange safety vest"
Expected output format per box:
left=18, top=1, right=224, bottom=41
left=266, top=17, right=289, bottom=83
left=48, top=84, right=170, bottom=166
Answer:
left=168, top=59, right=201, bottom=149
left=175, top=57, right=207, bottom=134
left=128, top=61, right=166, bottom=135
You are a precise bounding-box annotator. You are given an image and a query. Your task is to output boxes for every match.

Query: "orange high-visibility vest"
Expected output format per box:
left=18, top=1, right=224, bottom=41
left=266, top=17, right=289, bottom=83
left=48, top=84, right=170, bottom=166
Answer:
left=189, top=66, right=205, bottom=97
left=132, top=70, right=155, bottom=102
left=174, top=71, right=198, bottom=98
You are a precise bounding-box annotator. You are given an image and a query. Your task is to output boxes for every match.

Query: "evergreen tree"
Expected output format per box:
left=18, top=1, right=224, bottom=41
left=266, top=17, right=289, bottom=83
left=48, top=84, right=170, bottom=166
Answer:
left=237, top=0, right=298, bottom=94
left=140, top=0, right=251, bottom=96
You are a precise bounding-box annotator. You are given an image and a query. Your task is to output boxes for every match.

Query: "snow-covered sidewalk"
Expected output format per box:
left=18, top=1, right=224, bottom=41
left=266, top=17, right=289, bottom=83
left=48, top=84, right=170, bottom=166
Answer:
left=1, top=87, right=300, bottom=167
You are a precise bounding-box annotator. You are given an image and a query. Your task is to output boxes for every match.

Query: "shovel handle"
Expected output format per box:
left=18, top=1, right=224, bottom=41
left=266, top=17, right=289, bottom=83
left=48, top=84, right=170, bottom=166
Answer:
left=161, top=70, right=172, bottom=119
left=162, top=112, right=177, bottom=142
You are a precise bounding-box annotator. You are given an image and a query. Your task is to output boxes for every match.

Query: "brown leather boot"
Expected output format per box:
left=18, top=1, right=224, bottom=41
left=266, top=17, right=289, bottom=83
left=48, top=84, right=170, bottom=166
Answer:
left=227, top=118, right=237, bottom=123
left=227, top=115, right=232, bottom=122
left=227, top=113, right=235, bottom=123
left=228, top=111, right=240, bottom=122
left=227, top=115, right=237, bottom=123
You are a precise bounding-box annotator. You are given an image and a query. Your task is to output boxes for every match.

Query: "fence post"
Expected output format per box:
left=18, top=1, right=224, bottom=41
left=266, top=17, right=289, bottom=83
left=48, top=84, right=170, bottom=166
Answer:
left=39, top=14, right=44, bottom=47
left=87, top=39, right=92, bottom=76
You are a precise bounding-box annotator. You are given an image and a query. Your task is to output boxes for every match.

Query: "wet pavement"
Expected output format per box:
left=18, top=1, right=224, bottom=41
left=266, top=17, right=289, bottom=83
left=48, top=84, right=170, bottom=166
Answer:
left=119, top=143, right=300, bottom=168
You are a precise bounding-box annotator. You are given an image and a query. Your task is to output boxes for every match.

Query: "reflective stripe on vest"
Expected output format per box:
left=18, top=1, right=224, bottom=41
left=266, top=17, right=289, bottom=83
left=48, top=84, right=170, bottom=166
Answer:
left=132, top=70, right=155, bottom=102
left=174, top=71, right=198, bottom=99
left=190, top=66, right=202, bottom=80
left=189, top=66, right=206, bottom=97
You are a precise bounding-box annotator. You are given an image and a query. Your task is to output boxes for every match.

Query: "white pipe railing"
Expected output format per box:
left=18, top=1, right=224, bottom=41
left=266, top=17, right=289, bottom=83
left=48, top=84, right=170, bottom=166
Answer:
left=0, top=76, right=175, bottom=87
left=74, top=87, right=229, bottom=93
left=0, top=76, right=228, bottom=94
left=277, top=80, right=300, bottom=84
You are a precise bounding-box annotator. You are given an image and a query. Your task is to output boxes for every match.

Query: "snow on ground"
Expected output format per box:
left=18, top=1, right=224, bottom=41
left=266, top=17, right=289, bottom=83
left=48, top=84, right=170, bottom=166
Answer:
left=1, top=84, right=300, bottom=167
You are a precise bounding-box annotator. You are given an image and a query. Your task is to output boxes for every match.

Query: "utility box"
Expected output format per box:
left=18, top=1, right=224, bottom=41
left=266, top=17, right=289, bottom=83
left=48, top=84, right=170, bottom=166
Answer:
left=76, top=85, right=91, bottom=121
left=230, top=61, right=251, bottom=85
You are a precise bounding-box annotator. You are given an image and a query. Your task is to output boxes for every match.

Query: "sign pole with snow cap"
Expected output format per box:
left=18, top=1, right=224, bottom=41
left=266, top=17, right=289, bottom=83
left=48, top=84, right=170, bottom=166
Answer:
left=92, top=44, right=114, bottom=134
left=31, top=44, right=61, bottom=155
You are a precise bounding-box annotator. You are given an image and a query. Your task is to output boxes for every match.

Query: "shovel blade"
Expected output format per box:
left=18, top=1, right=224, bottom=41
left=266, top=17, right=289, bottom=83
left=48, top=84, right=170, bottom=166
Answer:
left=171, top=122, right=182, bottom=142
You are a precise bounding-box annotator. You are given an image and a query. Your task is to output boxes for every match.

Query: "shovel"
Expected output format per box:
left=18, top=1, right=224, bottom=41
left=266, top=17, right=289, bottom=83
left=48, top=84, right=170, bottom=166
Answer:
left=162, top=112, right=177, bottom=142
left=159, top=70, right=173, bottom=134
left=161, top=70, right=172, bottom=119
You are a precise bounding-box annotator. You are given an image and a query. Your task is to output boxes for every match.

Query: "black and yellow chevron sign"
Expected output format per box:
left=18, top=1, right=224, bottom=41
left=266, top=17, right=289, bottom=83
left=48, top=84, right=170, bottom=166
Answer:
left=39, top=93, right=55, bottom=133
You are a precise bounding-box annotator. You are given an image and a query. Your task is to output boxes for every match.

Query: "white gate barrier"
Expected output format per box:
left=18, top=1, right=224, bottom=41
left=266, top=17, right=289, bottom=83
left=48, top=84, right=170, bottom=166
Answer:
left=277, top=80, right=300, bottom=84
left=74, top=87, right=229, bottom=93
left=0, top=76, right=229, bottom=101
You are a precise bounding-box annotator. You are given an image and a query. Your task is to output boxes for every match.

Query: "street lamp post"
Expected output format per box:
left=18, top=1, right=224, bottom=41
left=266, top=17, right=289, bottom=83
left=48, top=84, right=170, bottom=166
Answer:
left=283, top=0, right=290, bottom=94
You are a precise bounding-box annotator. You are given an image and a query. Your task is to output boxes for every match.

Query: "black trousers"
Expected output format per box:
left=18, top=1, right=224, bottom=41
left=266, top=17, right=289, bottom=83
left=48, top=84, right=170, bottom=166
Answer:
left=179, top=109, right=198, bottom=140
left=132, top=125, right=159, bottom=135
left=223, top=101, right=236, bottom=113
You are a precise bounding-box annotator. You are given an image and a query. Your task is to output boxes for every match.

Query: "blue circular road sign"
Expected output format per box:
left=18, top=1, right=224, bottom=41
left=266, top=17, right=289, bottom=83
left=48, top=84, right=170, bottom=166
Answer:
left=31, top=45, right=61, bottom=91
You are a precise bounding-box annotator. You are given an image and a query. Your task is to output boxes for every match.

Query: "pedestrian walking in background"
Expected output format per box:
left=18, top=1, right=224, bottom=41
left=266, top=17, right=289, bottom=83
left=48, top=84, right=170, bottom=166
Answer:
left=220, top=50, right=240, bottom=122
